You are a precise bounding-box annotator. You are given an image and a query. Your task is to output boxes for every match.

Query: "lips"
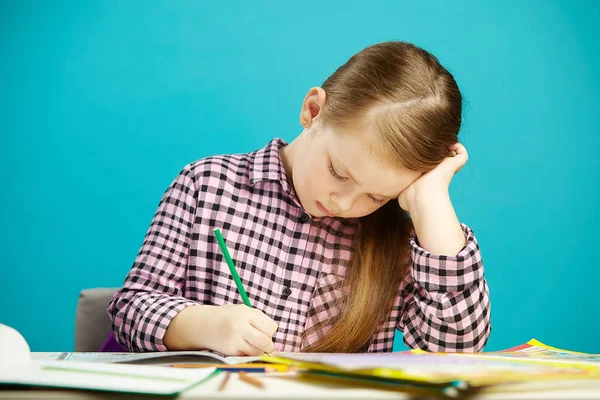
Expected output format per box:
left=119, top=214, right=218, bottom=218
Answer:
left=317, top=201, right=335, bottom=217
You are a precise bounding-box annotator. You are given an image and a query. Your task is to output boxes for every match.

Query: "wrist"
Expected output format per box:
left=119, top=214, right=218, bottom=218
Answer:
left=406, top=187, right=450, bottom=216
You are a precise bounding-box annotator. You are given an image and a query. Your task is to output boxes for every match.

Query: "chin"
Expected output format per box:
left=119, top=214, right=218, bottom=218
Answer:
left=294, top=191, right=312, bottom=214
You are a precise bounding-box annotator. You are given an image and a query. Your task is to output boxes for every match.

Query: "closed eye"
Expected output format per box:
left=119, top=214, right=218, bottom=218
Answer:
left=330, top=161, right=387, bottom=204
left=367, top=194, right=386, bottom=205
left=328, top=162, right=348, bottom=182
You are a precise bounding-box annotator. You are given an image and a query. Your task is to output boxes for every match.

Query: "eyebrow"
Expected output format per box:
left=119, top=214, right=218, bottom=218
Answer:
left=331, top=154, right=398, bottom=199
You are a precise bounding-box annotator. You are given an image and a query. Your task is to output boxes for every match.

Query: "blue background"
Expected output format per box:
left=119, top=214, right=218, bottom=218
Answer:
left=1, top=1, right=599, bottom=353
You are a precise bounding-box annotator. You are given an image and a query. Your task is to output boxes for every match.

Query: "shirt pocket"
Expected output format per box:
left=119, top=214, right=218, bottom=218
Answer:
left=300, top=272, right=347, bottom=350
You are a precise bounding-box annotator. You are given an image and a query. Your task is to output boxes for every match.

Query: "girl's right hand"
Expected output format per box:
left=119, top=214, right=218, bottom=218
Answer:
left=163, top=304, right=278, bottom=356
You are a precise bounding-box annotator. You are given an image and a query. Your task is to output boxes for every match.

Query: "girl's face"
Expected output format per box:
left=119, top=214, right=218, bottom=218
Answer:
left=283, top=125, right=422, bottom=219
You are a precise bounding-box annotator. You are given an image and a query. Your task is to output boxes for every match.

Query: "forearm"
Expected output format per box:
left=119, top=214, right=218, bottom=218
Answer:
left=108, top=288, right=198, bottom=352
left=400, top=223, right=491, bottom=352
left=409, top=190, right=466, bottom=256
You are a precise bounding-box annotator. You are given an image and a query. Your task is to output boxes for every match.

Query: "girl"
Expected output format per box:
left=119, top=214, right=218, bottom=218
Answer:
left=107, top=41, right=491, bottom=355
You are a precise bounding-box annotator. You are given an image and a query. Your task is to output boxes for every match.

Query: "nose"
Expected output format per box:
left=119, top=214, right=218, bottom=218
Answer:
left=330, top=193, right=354, bottom=214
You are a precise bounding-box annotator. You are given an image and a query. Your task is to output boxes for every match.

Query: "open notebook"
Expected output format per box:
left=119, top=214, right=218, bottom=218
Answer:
left=0, top=324, right=219, bottom=395
left=33, top=350, right=261, bottom=365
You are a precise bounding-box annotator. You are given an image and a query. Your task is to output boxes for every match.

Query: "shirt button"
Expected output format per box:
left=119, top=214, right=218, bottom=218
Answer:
left=299, top=213, right=309, bottom=223
left=282, top=287, right=292, bottom=299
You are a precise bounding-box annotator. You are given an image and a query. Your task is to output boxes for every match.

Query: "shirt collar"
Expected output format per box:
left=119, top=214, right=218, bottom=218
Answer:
left=249, top=138, right=296, bottom=198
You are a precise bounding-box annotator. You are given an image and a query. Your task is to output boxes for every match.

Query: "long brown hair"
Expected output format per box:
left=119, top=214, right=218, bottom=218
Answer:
left=304, top=41, right=462, bottom=353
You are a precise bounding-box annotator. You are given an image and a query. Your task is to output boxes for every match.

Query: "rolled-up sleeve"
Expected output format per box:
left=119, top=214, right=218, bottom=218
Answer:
left=398, top=223, right=491, bottom=352
left=108, top=166, right=199, bottom=352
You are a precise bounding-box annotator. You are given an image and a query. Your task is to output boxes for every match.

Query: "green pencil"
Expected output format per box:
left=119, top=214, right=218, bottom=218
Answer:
left=213, top=228, right=253, bottom=308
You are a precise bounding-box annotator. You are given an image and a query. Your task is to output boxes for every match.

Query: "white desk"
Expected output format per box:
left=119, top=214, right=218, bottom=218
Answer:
left=2, top=372, right=600, bottom=399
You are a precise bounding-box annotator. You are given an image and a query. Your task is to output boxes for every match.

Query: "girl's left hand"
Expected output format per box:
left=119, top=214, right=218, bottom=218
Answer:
left=397, top=143, right=468, bottom=212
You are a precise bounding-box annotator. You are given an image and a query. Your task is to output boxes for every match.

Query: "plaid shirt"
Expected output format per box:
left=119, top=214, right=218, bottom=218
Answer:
left=108, top=138, right=491, bottom=353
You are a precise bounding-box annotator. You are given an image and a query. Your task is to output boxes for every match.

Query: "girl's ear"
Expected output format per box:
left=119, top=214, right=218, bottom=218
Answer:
left=300, top=87, right=327, bottom=128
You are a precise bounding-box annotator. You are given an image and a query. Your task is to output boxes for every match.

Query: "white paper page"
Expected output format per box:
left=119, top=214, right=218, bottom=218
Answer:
left=32, top=351, right=261, bottom=365
left=271, top=352, right=591, bottom=377
left=1, top=360, right=217, bottom=395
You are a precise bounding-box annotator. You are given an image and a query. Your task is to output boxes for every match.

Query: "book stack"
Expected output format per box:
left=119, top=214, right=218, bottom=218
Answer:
left=261, top=339, right=600, bottom=398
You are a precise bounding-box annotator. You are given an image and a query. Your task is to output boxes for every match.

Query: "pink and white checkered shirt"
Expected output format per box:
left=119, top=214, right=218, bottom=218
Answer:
left=108, top=138, right=491, bottom=353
